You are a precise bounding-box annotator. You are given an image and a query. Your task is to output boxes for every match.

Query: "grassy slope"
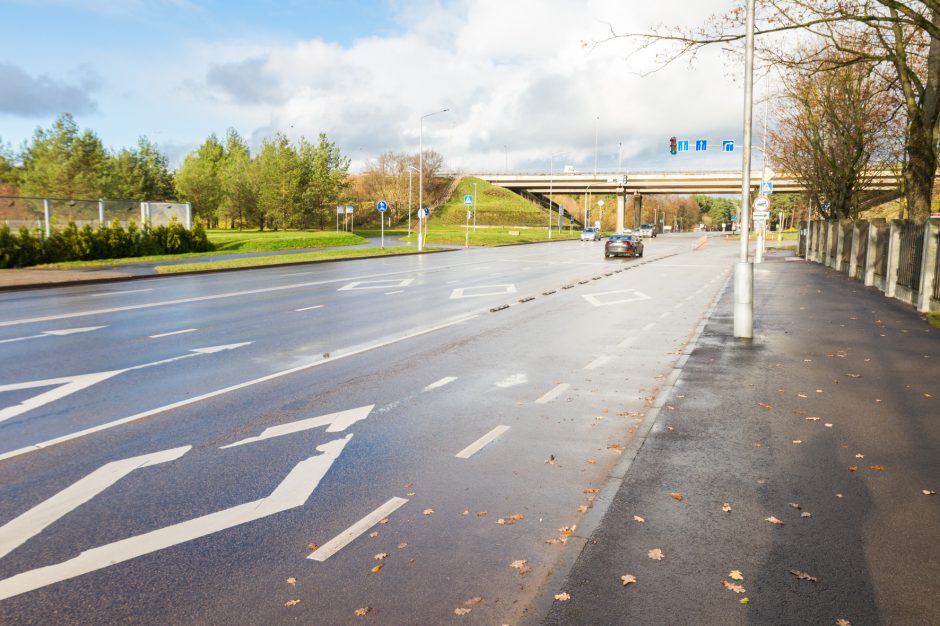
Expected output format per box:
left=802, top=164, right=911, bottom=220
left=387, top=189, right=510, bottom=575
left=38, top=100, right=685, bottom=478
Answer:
left=435, top=177, right=549, bottom=227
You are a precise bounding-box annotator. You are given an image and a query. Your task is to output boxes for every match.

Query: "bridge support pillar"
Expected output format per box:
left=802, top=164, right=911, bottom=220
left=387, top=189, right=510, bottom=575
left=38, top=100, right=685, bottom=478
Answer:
left=632, top=192, right=643, bottom=230
left=616, top=187, right=625, bottom=233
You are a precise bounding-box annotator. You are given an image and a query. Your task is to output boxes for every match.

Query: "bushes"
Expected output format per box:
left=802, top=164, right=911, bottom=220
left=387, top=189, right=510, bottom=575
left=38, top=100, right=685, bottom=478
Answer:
left=0, top=218, right=213, bottom=268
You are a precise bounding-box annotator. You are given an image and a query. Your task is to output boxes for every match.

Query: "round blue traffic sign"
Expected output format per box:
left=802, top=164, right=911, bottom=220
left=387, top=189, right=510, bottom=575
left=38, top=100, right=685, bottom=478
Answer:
left=377, top=200, right=388, bottom=213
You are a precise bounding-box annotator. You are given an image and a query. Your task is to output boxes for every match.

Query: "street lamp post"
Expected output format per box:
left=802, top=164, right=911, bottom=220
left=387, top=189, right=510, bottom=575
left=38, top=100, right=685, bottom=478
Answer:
left=407, top=165, right=417, bottom=240
left=419, top=108, right=449, bottom=252
left=734, top=0, right=756, bottom=339
left=549, top=151, right=568, bottom=239
left=594, top=116, right=599, bottom=178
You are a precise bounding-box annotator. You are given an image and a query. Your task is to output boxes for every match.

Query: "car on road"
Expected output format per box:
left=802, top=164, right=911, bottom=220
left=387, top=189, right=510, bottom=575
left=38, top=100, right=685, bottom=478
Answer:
left=605, top=233, right=643, bottom=258
left=580, top=227, right=601, bottom=241
left=638, top=223, right=656, bottom=238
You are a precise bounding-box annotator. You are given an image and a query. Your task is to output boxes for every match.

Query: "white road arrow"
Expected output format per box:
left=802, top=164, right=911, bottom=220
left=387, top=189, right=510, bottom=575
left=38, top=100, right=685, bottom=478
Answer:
left=0, top=343, right=252, bottom=424
left=0, top=326, right=106, bottom=345
left=0, top=436, right=350, bottom=601
left=220, top=405, right=374, bottom=448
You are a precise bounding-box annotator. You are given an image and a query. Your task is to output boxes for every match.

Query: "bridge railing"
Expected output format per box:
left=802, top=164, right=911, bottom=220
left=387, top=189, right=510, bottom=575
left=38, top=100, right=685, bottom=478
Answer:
left=804, top=216, right=940, bottom=313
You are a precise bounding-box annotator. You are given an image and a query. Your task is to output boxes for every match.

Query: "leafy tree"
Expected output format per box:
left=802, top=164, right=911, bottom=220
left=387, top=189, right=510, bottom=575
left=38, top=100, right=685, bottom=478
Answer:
left=0, top=137, right=18, bottom=186
left=219, top=129, right=258, bottom=229
left=19, top=113, right=110, bottom=198
left=175, top=134, right=225, bottom=226
left=298, top=133, right=350, bottom=229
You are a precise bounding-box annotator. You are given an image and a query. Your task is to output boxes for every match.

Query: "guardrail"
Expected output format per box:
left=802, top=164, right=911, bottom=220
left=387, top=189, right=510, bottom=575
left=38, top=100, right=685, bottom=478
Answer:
left=800, top=217, right=940, bottom=312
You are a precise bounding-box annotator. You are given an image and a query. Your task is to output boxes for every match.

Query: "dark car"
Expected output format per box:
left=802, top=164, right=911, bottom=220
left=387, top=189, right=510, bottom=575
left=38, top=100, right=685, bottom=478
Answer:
left=604, top=233, right=643, bottom=258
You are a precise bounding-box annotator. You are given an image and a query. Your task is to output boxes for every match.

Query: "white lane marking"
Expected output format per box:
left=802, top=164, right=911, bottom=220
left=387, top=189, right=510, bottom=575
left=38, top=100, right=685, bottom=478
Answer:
left=0, top=343, right=251, bottom=425
left=295, top=305, right=325, bottom=312
left=0, top=315, right=478, bottom=462
left=279, top=271, right=314, bottom=277
left=495, top=373, right=527, bottom=388
left=423, top=377, right=457, bottom=392
left=641, top=322, right=656, bottom=332
left=456, top=425, right=510, bottom=459
left=90, top=288, right=153, bottom=297
left=446, top=280, right=460, bottom=284
left=673, top=302, right=683, bottom=310
left=450, top=284, right=517, bottom=299
left=338, top=278, right=414, bottom=291
left=685, top=295, right=695, bottom=301
left=221, top=405, right=374, bottom=449
left=535, top=383, right=570, bottom=404
left=584, top=355, right=613, bottom=371
left=0, top=326, right=106, bottom=344
left=659, top=311, right=673, bottom=319
left=0, top=437, right=350, bottom=601
left=148, top=328, right=197, bottom=339
left=618, top=336, right=637, bottom=348
left=0, top=446, right=191, bottom=560
left=308, top=497, right=409, bottom=562
left=0, top=263, right=482, bottom=328
left=384, top=290, right=404, bottom=295
left=582, top=289, right=651, bottom=308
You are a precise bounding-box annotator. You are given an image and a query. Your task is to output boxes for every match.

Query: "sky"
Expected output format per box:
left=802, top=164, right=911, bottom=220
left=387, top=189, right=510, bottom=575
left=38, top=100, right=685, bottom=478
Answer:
left=0, top=0, right=760, bottom=173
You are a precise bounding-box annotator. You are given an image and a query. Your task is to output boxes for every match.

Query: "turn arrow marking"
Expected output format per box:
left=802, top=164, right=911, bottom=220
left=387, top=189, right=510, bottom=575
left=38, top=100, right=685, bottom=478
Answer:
left=0, top=326, right=107, bottom=345
left=0, top=343, right=252, bottom=424
left=220, top=405, right=374, bottom=448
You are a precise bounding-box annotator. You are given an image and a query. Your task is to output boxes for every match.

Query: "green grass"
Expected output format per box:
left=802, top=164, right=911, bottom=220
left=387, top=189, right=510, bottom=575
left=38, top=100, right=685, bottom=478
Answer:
left=155, top=247, right=438, bottom=274
left=926, top=311, right=940, bottom=329
left=404, top=225, right=581, bottom=246
left=436, top=177, right=552, bottom=227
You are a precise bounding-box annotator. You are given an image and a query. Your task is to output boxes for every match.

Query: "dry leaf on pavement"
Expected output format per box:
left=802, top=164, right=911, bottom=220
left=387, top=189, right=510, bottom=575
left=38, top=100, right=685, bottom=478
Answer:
left=722, top=503, right=732, bottom=513
left=835, top=619, right=852, bottom=626
left=721, top=580, right=746, bottom=594
left=924, top=490, right=937, bottom=496
left=354, top=607, right=371, bottom=616
left=369, top=531, right=379, bottom=538
left=284, top=599, right=301, bottom=607
left=670, top=492, right=684, bottom=501
left=869, top=465, right=885, bottom=471
left=621, top=574, right=637, bottom=587
left=477, top=511, right=488, bottom=517
left=497, top=514, right=524, bottom=525
left=423, top=508, right=434, bottom=516
left=577, top=505, right=588, bottom=512
left=584, top=488, right=599, bottom=494
left=788, top=502, right=801, bottom=509
left=790, top=570, right=818, bottom=582
left=307, top=543, right=319, bottom=551
left=454, top=608, right=472, bottom=616
left=792, top=440, right=802, bottom=444
left=379, top=518, right=389, bottom=525
left=633, top=515, right=645, bottom=522
left=855, top=453, right=865, bottom=458
left=398, top=543, right=408, bottom=549
left=759, top=402, right=773, bottom=410
left=729, top=570, right=744, bottom=580
left=586, top=458, right=597, bottom=464
left=554, top=592, right=571, bottom=601
left=286, top=577, right=297, bottom=586
left=805, top=416, right=820, bottom=421
left=801, top=512, right=812, bottom=518
left=648, top=548, right=665, bottom=560
left=848, top=466, right=858, bottom=472
left=371, top=564, right=383, bottom=573
left=765, top=516, right=785, bottom=525
left=374, top=553, right=388, bottom=561
left=464, top=597, right=482, bottom=606
left=510, top=560, right=528, bottom=570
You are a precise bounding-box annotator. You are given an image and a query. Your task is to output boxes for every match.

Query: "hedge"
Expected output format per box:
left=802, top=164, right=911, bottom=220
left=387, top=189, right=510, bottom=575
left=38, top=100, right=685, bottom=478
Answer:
left=0, top=218, right=213, bottom=268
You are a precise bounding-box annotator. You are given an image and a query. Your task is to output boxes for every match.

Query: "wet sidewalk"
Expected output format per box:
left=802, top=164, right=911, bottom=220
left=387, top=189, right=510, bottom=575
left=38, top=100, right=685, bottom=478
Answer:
left=542, top=252, right=939, bottom=625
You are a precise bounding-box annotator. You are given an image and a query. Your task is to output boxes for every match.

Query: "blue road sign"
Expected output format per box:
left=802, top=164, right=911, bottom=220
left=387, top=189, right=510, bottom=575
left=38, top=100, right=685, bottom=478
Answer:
left=345, top=205, right=354, bottom=214
left=420, top=207, right=430, bottom=218
left=761, top=181, right=773, bottom=195
left=695, top=140, right=708, bottom=152
left=722, top=140, right=735, bottom=152
left=377, top=200, right=388, bottom=213
left=463, top=194, right=473, bottom=205
left=731, top=215, right=737, bottom=221
left=677, top=140, right=690, bottom=152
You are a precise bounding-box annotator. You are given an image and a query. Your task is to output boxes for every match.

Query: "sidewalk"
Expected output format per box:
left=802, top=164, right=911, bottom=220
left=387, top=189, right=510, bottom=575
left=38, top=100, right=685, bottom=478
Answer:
left=542, top=252, right=939, bottom=625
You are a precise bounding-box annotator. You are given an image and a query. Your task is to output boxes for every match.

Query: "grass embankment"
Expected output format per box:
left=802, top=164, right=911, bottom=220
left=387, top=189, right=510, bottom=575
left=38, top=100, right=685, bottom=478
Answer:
left=37, top=230, right=367, bottom=269
left=436, top=177, right=552, bottom=227
left=405, top=226, right=580, bottom=246
left=155, top=246, right=437, bottom=274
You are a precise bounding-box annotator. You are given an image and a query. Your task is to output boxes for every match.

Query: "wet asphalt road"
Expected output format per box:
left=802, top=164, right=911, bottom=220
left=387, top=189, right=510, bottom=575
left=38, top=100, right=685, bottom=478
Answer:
left=0, top=233, right=735, bottom=625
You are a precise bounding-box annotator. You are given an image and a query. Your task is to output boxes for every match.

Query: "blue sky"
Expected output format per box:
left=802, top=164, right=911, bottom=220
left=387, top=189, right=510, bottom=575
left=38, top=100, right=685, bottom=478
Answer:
left=0, top=0, right=751, bottom=172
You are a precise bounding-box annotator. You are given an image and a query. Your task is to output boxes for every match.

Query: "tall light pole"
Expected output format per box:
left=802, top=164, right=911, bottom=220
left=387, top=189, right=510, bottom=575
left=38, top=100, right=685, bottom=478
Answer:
left=407, top=165, right=417, bottom=240
left=618, top=140, right=623, bottom=172
left=734, top=0, right=756, bottom=339
left=419, top=108, right=449, bottom=252
left=594, top=116, right=600, bottom=178
left=550, top=150, right=568, bottom=239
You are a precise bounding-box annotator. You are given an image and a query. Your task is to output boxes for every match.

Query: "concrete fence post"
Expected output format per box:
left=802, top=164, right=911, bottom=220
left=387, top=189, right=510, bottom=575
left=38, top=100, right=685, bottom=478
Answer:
left=98, top=199, right=105, bottom=225
left=185, top=202, right=193, bottom=230
left=43, top=198, right=51, bottom=237
left=885, top=219, right=904, bottom=298
left=824, top=221, right=835, bottom=268
left=864, top=220, right=879, bottom=287
left=835, top=220, right=847, bottom=271
left=814, top=221, right=823, bottom=263
left=916, top=218, right=939, bottom=312
left=848, top=221, right=862, bottom=278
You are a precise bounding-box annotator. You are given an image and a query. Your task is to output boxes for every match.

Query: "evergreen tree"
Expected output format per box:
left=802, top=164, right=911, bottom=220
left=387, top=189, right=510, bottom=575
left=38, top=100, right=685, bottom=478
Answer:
left=20, top=114, right=110, bottom=198
left=175, top=134, right=225, bottom=226
left=219, top=129, right=258, bottom=229
left=298, top=133, right=350, bottom=229
left=255, top=133, right=302, bottom=230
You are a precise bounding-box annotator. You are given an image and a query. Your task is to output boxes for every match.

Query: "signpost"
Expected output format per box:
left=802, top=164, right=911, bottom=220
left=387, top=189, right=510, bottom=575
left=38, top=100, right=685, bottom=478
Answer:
left=761, top=180, right=773, bottom=195
left=336, top=206, right=343, bottom=231
left=418, top=208, right=429, bottom=251
left=377, top=200, right=388, bottom=247
left=464, top=194, right=472, bottom=248
left=346, top=205, right=354, bottom=232
left=753, top=195, right=771, bottom=264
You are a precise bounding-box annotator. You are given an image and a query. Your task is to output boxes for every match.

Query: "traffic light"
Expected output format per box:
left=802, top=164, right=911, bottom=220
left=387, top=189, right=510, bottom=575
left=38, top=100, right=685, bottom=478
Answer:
left=669, top=136, right=677, bottom=155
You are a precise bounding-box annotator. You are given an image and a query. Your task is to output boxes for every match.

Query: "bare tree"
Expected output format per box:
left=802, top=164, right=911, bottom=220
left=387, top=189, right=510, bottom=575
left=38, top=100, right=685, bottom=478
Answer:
left=599, top=1, right=940, bottom=220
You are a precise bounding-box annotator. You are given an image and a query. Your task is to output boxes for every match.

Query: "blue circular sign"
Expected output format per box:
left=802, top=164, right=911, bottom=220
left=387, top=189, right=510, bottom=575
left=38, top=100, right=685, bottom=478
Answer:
left=377, top=200, right=388, bottom=213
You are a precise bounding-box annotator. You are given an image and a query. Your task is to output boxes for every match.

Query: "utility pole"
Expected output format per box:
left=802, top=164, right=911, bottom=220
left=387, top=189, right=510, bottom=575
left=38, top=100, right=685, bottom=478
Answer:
left=734, top=0, right=756, bottom=339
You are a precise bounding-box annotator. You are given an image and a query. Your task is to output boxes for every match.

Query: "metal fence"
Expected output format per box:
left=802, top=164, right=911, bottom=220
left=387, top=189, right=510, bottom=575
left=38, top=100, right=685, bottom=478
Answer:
left=897, top=222, right=925, bottom=289
left=0, top=197, right=191, bottom=234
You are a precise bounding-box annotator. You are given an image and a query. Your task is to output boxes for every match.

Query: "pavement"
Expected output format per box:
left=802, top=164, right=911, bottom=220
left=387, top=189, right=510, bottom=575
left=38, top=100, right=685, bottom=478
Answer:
left=542, top=251, right=940, bottom=625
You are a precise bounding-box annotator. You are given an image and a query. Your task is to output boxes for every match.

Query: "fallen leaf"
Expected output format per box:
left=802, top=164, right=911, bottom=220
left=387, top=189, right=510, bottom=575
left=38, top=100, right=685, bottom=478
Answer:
left=740, top=597, right=749, bottom=605
left=404, top=483, right=413, bottom=488
left=670, top=492, right=684, bottom=501
left=462, top=510, right=469, bottom=515
left=379, top=518, right=389, bottom=525
left=721, top=580, right=746, bottom=594
left=869, top=465, right=885, bottom=471
left=477, top=511, right=488, bottom=517
left=584, top=488, right=599, bottom=494
left=788, top=502, right=801, bottom=509
left=805, top=416, right=820, bottom=421
left=924, top=490, right=937, bottom=496
left=835, top=620, right=851, bottom=626
left=423, top=508, right=434, bottom=516
left=369, top=531, right=379, bottom=538
left=792, top=440, right=802, bottom=444
left=510, top=559, right=528, bottom=570
left=286, top=577, right=297, bottom=586
left=621, top=574, right=637, bottom=587
left=374, top=553, right=388, bottom=561
left=577, top=505, right=588, bottom=513
left=497, top=514, right=524, bottom=525
left=586, top=458, right=597, bottom=464
left=406, top=492, right=416, bottom=497
left=398, top=542, right=408, bottom=549
left=354, top=607, right=371, bottom=616
left=926, top=393, right=933, bottom=398
left=836, top=493, right=844, bottom=498
left=847, top=373, right=862, bottom=378
left=816, top=389, right=823, bottom=393
left=855, top=453, right=865, bottom=459
left=801, top=512, right=812, bottom=518
left=284, top=599, right=301, bottom=607
left=758, top=402, right=773, bottom=410
left=648, top=548, right=665, bottom=560
left=554, top=592, right=571, bottom=601
left=848, top=466, right=857, bottom=472
left=463, top=597, right=482, bottom=606
left=798, top=393, right=809, bottom=398
left=633, top=515, right=645, bottom=522
left=307, top=543, right=319, bottom=551
left=453, top=608, right=472, bottom=616
left=559, top=525, right=576, bottom=535
left=607, top=443, right=625, bottom=453
left=371, top=564, right=383, bottom=573
left=765, top=516, right=785, bottom=525
left=790, top=569, right=817, bottom=582
left=825, top=423, right=833, bottom=428
left=729, top=570, right=744, bottom=580
left=546, top=455, right=556, bottom=465
left=722, top=503, right=732, bottom=513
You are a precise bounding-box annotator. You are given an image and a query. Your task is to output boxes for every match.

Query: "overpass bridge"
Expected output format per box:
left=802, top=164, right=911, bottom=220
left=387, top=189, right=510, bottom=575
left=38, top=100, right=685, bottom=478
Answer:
left=475, top=170, right=900, bottom=231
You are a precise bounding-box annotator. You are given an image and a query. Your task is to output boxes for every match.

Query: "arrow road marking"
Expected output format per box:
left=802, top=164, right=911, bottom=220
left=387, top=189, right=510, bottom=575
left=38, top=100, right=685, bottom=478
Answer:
left=0, top=436, right=351, bottom=601
left=0, top=446, right=191, bottom=561
left=495, top=373, right=528, bottom=388
left=0, top=326, right=106, bottom=345
left=455, top=425, right=510, bottom=459
left=220, top=405, right=374, bottom=449
left=423, top=377, right=457, bottom=392
left=0, top=343, right=252, bottom=424
left=337, top=278, right=414, bottom=291
left=308, top=496, right=409, bottom=562
left=582, top=289, right=652, bottom=308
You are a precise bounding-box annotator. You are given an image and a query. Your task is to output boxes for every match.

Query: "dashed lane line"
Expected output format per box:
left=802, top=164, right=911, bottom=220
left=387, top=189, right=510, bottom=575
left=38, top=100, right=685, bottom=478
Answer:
left=384, top=290, right=405, bottom=295
left=659, top=311, right=673, bottom=319
left=148, top=328, right=197, bottom=339
left=423, top=377, right=457, bottom=392
left=295, top=305, right=325, bottom=312
left=618, top=336, right=637, bottom=348
left=535, top=383, right=570, bottom=404
left=641, top=322, right=656, bottom=332
left=455, top=425, right=511, bottom=459
left=584, top=355, right=613, bottom=370
left=308, top=497, right=409, bottom=562
left=90, top=288, right=153, bottom=297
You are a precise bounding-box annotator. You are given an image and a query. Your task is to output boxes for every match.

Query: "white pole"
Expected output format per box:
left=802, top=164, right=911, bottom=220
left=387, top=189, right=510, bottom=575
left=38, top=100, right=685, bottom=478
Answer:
left=417, top=109, right=448, bottom=252
left=734, top=0, right=756, bottom=338
left=408, top=169, right=413, bottom=239
left=98, top=198, right=105, bottom=226
left=594, top=116, right=599, bottom=178
left=43, top=198, right=51, bottom=237
left=473, top=182, right=477, bottom=230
